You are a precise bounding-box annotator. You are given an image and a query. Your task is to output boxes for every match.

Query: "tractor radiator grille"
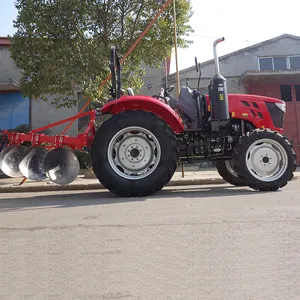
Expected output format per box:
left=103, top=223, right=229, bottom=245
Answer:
left=265, top=102, right=285, bottom=128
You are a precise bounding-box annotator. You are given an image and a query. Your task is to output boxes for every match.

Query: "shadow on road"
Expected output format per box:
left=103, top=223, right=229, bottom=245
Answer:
left=0, top=184, right=275, bottom=212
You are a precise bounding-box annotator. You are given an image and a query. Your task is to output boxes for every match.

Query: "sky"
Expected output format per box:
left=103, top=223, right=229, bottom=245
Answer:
left=0, top=0, right=299, bottom=73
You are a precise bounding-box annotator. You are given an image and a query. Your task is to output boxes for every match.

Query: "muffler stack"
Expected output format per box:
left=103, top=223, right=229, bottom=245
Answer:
left=0, top=145, right=80, bottom=185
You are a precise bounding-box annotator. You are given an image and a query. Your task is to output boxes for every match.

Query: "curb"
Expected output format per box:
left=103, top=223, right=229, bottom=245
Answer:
left=0, top=177, right=226, bottom=193
left=0, top=175, right=299, bottom=194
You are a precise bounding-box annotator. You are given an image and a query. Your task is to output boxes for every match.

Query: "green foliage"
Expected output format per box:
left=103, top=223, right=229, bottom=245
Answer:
left=9, top=0, right=194, bottom=108
left=12, top=123, right=31, bottom=134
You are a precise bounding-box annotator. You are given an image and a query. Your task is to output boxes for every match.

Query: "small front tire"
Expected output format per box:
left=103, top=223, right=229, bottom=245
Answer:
left=233, top=129, right=296, bottom=191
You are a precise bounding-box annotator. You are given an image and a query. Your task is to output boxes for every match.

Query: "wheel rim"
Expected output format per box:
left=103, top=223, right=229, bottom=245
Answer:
left=107, top=126, right=161, bottom=180
left=245, top=138, right=288, bottom=182
left=225, top=160, right=238, bottom=177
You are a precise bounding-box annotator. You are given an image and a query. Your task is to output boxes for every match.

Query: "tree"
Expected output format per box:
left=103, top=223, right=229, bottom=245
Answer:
left=9, top=0, right=194, bottom=108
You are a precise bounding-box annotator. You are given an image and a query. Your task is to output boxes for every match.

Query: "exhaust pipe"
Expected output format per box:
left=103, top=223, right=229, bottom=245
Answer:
left=209, top=37, right=229, bottom=121
left=213, top=37, right=225, bottom=75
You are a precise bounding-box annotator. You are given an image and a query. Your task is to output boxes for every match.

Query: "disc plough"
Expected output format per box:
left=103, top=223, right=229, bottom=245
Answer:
left=0, top=110, right=97, bottom=185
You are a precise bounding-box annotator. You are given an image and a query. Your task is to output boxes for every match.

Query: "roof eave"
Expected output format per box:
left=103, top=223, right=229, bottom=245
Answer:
left=168, top=34, right=300, bottom=78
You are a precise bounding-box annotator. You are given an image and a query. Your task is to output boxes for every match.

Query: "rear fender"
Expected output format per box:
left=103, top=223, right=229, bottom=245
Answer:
left=101, top=95, right=185, bottom=134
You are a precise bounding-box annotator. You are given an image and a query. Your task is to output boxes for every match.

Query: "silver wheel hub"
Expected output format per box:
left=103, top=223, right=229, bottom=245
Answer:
left=107, top=126, right=161, bottom=180
left=225, top=159, right=238, bottom=177
left=245, top=138, right=288, bottom=182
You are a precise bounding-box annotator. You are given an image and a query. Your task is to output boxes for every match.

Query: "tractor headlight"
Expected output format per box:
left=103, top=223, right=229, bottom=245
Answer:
left=275, top=102, right=286, bottom=113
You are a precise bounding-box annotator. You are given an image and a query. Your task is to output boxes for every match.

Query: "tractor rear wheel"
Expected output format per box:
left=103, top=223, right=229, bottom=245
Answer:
left=216, top=159, right=247, bottom=186
left=91, top=111, right=179, bottom=197
left=233, top=129, right=296, bottom=191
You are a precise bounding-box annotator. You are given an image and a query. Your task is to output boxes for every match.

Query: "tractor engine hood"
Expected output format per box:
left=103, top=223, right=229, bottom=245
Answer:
left=205, top=93, right=286, bottom=131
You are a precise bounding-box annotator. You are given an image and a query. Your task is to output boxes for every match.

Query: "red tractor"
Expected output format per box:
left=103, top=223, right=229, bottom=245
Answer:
left=0, top=38, right=297, bottom=197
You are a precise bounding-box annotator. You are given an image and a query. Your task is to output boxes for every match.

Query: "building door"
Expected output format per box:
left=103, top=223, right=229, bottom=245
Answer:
left=249, top=83, right=300, bottom=164
left=0, top=92, right=30, bottom=130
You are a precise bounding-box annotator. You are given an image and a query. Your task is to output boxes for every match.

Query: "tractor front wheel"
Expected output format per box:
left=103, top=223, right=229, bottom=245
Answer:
left=216, top=159, right=247, bottom=186
left=91, top=111, right=178, bottom=197
left=233, top=129, right=296, bottom=191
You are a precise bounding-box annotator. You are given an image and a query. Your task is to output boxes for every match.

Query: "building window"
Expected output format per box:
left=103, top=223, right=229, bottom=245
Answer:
left=295, top=85, right=300, bottom=102
left=273, top=57, right=287, bottom=70
left=259, top=58, right=273, bottom=70
left=290, top=56, right=300, bottom=69
left=259, top=56, right=300, bottom=70
left=280, top=85, right=292, bottom=102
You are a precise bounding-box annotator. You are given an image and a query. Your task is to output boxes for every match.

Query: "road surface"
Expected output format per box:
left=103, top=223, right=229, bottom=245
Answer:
left=1, top=182, right=300, bottom=300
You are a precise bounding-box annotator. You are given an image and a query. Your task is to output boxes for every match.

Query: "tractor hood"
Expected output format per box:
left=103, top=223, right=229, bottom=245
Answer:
left=205, top=93, right=286, bottom=131
left=227, top=93, right=286, bottom=114
left=205, top=93, right=285, bottom=114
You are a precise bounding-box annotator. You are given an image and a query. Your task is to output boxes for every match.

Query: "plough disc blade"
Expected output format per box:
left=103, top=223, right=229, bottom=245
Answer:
left=43, top=148, right=80, bottom=185
left=1, top=145, right=30, bottom=177
left=19, top=147, right=48, bottom=181
left=0, top=145, right=15, bottom=170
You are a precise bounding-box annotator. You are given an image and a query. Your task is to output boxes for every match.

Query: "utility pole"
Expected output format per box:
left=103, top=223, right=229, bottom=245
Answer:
left=173, top=0, right=180, bottom=98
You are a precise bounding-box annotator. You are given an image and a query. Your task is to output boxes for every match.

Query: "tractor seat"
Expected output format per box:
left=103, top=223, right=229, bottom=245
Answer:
left=178, top=86, right=199, bottom=129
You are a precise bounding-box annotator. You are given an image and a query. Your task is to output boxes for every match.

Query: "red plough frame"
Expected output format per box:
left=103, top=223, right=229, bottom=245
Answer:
left=1, top=110, right=97, bottom=150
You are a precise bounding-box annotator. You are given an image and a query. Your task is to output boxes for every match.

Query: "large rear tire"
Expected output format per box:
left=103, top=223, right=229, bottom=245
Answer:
left=233, top=129, right=296, bottom=191
left=91, top=111, right=179, bottom=197
left=216, top=159, right=247, bottom=186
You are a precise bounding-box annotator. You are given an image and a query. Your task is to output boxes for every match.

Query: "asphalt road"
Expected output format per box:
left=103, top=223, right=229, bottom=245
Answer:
left=1, top=182, right=300, bottom=300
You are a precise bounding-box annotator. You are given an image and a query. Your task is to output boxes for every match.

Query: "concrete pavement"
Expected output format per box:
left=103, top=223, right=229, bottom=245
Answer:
left=1, top=182, right=300, bottom=299
left=1, top=166, right=300, bottom=193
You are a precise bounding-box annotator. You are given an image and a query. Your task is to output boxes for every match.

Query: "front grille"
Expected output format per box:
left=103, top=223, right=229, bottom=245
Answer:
left=265, top=102, right=285, bottom=128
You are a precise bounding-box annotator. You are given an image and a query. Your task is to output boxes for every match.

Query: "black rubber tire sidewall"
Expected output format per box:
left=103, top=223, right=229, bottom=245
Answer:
left=91, top=111, right=178, bottom=197
left=216, top=160, right=247, bottom=186
left=234, top=129, right=296, bottom=191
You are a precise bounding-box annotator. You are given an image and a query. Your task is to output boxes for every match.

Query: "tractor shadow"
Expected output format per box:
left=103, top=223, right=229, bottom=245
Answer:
left=0, top=184, right=277, bottom=212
